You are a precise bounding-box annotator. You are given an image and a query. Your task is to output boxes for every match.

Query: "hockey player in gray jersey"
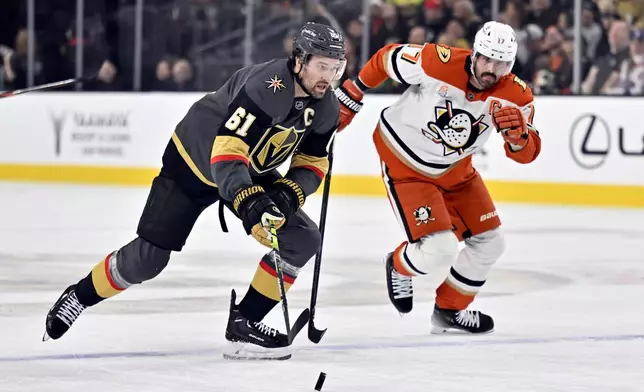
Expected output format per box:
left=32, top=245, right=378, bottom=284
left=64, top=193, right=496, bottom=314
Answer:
left=43, top=22, right=346, bottom=360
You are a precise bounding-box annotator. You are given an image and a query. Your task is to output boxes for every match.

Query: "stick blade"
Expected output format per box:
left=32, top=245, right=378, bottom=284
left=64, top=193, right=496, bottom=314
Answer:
left=287, top=308, right=310, bottom=344
left=308, top=322, right=327, bottom=343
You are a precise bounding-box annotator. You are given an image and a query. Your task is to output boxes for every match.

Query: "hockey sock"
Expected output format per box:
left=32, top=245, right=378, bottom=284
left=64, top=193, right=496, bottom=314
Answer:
left=75, top=251, right=128, bottom=307
left=435, top=247, right=486, bottom=310
left=237, top=252, right=297, bottom=322
left=392, top=242, right=416, bottom=277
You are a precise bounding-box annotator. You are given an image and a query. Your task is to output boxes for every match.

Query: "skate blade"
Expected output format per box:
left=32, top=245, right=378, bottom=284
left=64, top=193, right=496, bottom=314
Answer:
left=430, top=326, right=495, bottom=335
left=42, top=331, right=51, bottom=342
left=222, top=340, right=292, bottom=361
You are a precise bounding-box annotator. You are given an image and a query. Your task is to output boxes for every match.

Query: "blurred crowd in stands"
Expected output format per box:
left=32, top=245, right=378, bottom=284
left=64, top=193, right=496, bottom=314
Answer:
left=0, top=0, right=642, bottom=95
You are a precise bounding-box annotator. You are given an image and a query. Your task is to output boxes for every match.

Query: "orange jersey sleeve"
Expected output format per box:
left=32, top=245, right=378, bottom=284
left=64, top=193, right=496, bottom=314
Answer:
left=358, top=43, right=464, bottom=89
left=358, top=43, right=434, bottom=88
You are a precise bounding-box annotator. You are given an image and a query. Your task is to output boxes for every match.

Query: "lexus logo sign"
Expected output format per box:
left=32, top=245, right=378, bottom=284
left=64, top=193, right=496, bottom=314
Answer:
left=569, top=114, right=610, bottom=169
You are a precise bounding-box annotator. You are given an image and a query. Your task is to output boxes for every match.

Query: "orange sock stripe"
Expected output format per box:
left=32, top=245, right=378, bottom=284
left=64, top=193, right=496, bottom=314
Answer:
left=392, top=242, right=415, bottom=276
left=435, top=280, right=476, bottom=310
left=91, top=253, right=124, bottom=299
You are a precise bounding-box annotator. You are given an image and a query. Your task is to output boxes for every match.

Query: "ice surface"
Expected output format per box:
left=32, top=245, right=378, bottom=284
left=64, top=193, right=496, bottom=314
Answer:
left=0, top=182, right=643, bottom=391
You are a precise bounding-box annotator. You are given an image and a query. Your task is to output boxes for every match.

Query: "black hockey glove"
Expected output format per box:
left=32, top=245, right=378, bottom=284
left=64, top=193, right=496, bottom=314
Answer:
left=266, top=178, right=305, bottom=221
left=233, top=185, right=285, bottom=248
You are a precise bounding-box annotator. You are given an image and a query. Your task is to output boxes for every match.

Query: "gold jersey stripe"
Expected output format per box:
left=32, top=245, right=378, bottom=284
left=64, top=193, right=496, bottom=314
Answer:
left=171, top=132, right=218, bottom=188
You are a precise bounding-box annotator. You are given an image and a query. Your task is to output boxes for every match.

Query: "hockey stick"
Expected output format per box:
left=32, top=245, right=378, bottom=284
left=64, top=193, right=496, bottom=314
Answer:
left=0, top=75, right=97, bottom=99
left=269, top=222, right=310, bottom=344
left=308, top=140, right=335, bottom=343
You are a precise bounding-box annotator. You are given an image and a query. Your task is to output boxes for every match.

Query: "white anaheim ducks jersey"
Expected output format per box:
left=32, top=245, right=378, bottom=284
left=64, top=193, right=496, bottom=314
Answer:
left=361, top=43, right=536, bottom=177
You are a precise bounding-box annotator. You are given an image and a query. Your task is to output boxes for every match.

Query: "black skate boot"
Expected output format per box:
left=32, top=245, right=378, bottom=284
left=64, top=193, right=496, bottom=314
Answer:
left=223, top=289, right=291, bottom=360
left=43, top=285, right=88, bottom=341
left=385, top=252, right=413, bottom=314
left=430, top=306, right=494, bottom=334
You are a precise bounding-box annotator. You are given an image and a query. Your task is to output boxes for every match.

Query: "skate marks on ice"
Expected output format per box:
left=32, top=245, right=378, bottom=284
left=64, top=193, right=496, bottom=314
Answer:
left=1, top=332, right=644, bottom=363
left=0, top=248, right=573, bottom=319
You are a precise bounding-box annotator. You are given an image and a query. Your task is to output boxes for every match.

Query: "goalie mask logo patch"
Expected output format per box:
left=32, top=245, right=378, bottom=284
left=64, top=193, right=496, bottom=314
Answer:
left=413, top=206, right=436, bottom=226
left=422, top=100, right=489, bottom=156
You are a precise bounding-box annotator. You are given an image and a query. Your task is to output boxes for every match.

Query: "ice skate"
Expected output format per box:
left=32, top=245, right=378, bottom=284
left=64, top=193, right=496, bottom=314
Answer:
left=222, top=290, right=291, bottom=360
left=385, top=252, right=413, bottom=314
left=431, top=306, right=494, bottom=334
left=43, top=285, right=88, bottom=341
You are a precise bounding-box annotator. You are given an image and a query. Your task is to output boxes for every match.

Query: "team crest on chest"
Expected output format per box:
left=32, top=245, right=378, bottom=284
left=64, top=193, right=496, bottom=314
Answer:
left=422, top=100, right=488, bottom=156
left=250, top=125, right=305, bottom=173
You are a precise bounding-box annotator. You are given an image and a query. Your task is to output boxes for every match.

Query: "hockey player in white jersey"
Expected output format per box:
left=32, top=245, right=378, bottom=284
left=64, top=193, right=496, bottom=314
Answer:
left=334, top=21, right=541, bottom=334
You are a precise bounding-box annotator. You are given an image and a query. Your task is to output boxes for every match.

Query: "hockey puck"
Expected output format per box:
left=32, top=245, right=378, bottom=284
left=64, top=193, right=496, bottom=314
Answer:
left=314, top=372, right=326, bottom=391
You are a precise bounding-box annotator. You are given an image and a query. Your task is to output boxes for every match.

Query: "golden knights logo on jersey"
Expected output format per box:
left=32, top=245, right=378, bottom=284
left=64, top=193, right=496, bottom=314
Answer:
left=422, top=100, right=488, bottom=156
left=250, top=125, right=306, bottom=173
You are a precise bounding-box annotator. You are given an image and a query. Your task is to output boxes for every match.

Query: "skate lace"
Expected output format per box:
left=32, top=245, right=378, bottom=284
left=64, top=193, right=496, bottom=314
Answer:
left=56, top=292, right=86, bottom=328
left=253, top=321, right=277, bottom=337
left=391, top=270, right=413, bottom=299
left=455, top=310, right=480, bottom=328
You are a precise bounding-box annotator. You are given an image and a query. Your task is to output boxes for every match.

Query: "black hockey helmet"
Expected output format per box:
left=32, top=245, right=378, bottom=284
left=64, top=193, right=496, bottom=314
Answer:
left=292, top=22, right=346, bottom=61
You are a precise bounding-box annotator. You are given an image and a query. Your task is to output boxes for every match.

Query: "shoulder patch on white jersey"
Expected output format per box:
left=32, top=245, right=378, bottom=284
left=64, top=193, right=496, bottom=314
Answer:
left=435, top=45, right=451, bottom=64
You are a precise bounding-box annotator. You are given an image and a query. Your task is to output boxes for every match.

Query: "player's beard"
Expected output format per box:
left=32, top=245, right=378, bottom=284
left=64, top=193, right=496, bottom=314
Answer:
left=476, top=72, right=497, bottom=89
left=303, top=77, right=330, bottom=99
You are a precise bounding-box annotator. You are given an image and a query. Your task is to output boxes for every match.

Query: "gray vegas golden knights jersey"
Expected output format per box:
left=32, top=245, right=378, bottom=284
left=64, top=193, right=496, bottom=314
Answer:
left=171, top=58, right=340, bottom=202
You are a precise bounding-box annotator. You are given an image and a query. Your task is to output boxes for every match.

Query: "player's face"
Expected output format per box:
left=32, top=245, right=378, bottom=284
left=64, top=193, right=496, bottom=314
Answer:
left=301, top=55, right=347, bottom=98
left=473, top=54, right=513, bottom=89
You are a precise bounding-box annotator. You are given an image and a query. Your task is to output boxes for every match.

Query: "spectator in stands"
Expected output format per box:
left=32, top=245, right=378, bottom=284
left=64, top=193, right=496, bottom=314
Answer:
left=150, top=57, right=192, bottom=91
left=597, top=0, right=621, bottom=31
left=616, top=0, right=644, bottom=26
left=1, top=28, right=44, bottom=89
left=408, top=25, right=429, bottom=45
left=370, top=2, right=406, bottom=55
left=579, top=1, right=605, bottom=61
left=582, top=20, right=631, bottom=94
left=532, top=26, right=573, bottom=94
left=524, top=0, right=561, bottom=32
left=451, top=0, right=482, bottom=42
left=342, top=35, right=359, bottom=81
left=346, top=18, right=365, bottom=60
left=171, top=58, right=194, bottom=91
left=419, top=0, right=449, bottom=44
left=515, top=24, right=544, bottom=84
left=282, top=28, right=295, bottom=57
left=501, top=0, right=527, bottom=31
left=442, top=19, right=471, bottom=49
left=154, top=59, right=172, bottom=90
left=397, top=1, right=423, bottom=39
left=616, top=27, right=644, bottom=95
